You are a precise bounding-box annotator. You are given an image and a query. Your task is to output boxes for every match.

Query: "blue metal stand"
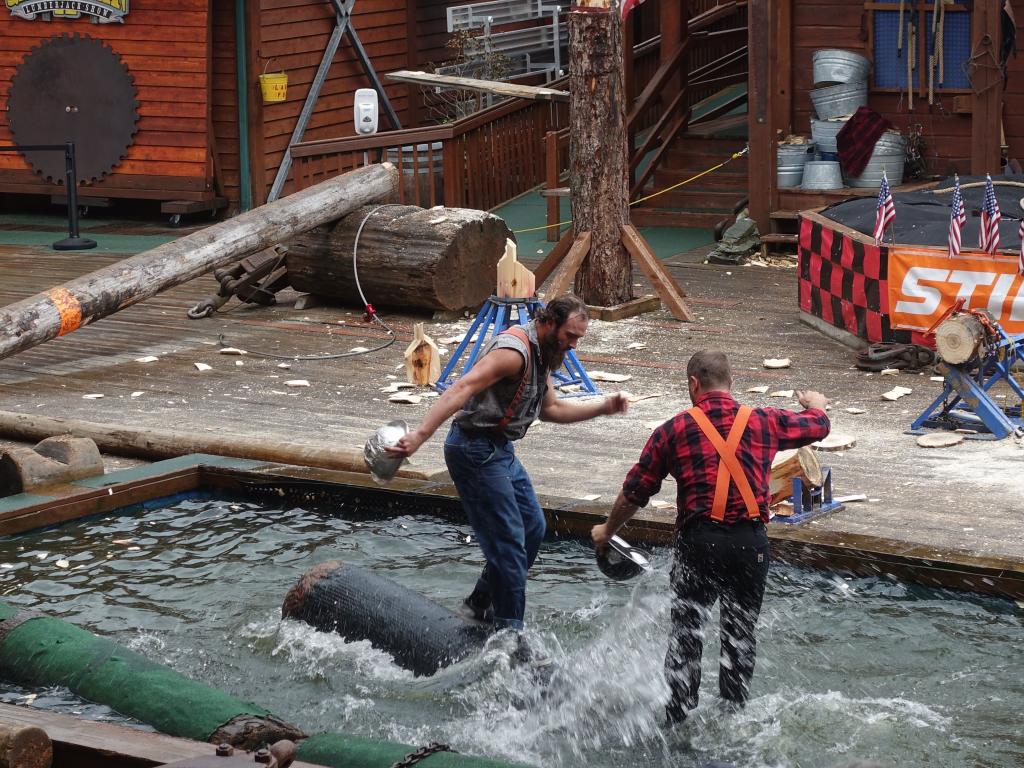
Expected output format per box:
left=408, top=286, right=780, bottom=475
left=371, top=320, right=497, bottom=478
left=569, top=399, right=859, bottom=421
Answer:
left=434, top=296, right=600, bottom=397
left=774, top=466, right=843, bottom=524
left=909, top=326, right=1024, bottom=440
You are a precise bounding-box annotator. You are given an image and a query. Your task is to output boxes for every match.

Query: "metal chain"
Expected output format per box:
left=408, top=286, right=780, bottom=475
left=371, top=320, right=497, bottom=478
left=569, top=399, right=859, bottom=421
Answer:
left=390, top=741, right=456, bottom=768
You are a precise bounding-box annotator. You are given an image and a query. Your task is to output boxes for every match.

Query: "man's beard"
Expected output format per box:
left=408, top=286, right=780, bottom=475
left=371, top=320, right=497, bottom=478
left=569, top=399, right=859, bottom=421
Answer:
left=539, top=333, right=565, bottom=371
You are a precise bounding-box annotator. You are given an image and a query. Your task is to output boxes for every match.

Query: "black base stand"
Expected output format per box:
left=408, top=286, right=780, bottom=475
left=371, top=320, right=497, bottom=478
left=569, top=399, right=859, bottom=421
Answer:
left=53, top=236, right=97, bottom=251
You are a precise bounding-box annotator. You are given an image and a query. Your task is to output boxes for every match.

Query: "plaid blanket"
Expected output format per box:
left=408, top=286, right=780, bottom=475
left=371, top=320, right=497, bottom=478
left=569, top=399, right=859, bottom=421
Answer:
left=837, top=107, right=893, bottom=178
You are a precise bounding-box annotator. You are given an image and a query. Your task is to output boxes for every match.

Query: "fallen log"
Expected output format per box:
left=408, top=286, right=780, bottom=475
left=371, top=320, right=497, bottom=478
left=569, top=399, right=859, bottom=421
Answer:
left=285, top=204, right=513, bottom=311
left=769, top=446, right=823, bottom=504
left=0, top=411, right=445, bottom=482
left=0, top=164, right=399, bottom=362
left=0, top=723, right=51, bottom=768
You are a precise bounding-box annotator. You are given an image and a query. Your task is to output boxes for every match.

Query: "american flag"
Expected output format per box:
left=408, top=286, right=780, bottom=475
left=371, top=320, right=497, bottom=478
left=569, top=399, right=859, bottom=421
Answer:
left=873, top=171, right=895, bottom=243
left=1018, top=216, right=1024, bottom=275
left=980, top=174, right=1002, bottom=254
left=948, top=176, right=966, bottom=258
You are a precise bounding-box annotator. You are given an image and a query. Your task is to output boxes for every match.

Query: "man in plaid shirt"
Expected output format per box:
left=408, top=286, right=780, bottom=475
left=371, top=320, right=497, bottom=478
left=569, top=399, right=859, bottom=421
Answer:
left=592, top=350, right=830, bottom=724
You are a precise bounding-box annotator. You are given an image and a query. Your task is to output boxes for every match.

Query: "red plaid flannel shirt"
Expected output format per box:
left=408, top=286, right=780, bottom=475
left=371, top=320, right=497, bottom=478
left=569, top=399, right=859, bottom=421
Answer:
left=622, top=392, right=830, bottom=526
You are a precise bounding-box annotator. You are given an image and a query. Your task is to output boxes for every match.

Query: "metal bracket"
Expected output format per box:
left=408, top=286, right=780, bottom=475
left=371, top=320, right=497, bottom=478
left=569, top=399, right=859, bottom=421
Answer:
left=268, top=0, right=402, bottom=203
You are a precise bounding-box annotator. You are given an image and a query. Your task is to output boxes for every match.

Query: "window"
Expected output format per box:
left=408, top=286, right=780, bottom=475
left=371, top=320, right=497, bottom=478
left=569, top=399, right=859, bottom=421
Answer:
left=868, top=0, right=972, bottom=94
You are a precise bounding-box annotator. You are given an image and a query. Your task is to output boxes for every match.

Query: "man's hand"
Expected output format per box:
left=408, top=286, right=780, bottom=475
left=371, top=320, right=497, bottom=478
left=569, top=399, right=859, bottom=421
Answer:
left=591, top=522, right=614, bottom=554
left=604, top=392, right=630, bottom=416
left=386, top=428, right=427, bottom=458
left=796, top=390, right=829, bottom=411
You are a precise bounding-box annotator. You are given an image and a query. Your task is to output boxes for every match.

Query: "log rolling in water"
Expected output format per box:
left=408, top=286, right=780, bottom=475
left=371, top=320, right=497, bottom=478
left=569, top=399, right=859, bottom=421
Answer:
left=0, top=164, right=399, bottom=363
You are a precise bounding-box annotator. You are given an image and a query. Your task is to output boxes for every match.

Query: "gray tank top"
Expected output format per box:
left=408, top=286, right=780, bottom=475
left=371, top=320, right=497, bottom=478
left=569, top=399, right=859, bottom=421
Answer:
left=453, top=321, right=548, bottom=441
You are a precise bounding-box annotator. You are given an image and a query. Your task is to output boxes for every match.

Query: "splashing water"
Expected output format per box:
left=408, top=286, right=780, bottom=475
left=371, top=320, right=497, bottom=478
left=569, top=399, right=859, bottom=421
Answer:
left=0, top=498, right=1021, bottom=767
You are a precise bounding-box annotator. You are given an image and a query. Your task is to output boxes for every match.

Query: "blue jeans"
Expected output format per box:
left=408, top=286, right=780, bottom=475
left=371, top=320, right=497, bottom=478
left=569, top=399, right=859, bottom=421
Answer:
left=444, top=422, right=546, bottom=630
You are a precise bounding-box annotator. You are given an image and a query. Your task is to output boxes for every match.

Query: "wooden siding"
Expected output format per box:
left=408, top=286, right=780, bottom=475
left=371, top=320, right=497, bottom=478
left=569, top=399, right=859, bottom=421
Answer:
left=790, top=0, right=1022, bottom=178
left=256, top=0, right=412, bottom=202
left=0, top=0, right=214, bottom=200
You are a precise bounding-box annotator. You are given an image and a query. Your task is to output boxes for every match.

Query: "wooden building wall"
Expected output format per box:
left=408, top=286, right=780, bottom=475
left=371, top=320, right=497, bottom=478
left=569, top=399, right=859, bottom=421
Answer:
left=0, top=0, right=215, bottom=201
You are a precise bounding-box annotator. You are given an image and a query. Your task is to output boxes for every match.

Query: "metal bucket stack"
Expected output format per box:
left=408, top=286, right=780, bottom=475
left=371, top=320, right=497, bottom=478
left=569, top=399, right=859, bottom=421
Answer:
left=805, top=49, right=870, bottom=189
left=776, top=142, right=814, bottom=188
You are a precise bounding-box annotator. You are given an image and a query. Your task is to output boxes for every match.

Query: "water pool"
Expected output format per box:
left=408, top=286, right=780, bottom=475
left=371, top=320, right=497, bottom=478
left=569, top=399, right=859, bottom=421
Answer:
left=1, top=497, right=1021, bottom=767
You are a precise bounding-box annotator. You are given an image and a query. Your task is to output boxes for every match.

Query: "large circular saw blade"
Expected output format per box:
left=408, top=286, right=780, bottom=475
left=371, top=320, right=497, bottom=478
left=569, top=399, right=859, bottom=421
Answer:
left=8, top=33, right=140, bottom=184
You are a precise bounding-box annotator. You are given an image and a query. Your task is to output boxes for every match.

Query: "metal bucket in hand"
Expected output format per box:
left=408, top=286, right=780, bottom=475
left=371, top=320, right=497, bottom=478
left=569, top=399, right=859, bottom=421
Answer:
left=812, top=49, right=871, bottom=87
left=844, top=132, right=906, bottom=188
left=810, top=81, right=867, bottom=120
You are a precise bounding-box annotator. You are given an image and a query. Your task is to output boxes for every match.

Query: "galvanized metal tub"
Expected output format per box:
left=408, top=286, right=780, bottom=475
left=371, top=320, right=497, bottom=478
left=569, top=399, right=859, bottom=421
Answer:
left=777, top=143, right=814, bottom=188
left=801, top=160, right=844, bottom=190
left=810, top=117, right=848, bottom=154
left=809, top=81, right=867, bottom=120
left=844, top=132, right=906, bottom=188
left=812, top=49, right=871, bottom=87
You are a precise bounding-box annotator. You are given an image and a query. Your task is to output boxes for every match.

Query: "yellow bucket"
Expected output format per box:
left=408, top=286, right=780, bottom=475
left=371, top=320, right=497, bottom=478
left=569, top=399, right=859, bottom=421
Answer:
left=259, top=72, right=288, bottom=104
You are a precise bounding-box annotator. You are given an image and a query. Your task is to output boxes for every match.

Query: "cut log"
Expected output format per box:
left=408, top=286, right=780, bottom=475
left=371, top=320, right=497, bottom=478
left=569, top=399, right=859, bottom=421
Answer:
left=769, top=446, right=823, bottom=503
left=0, top=164, right=399, bottom=363
left=935, top=313, right=987, bottom=364
left=0, top=723, right=51, bottom=768
left=285, top=205, right=513, bottom=312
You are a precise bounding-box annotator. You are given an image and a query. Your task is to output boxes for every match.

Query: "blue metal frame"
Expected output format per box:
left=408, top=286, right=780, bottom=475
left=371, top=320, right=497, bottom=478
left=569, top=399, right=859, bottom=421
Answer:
left=909, top=326, right=1024, bottom=440
left=774, top=466, right=843, bottom=525
left=434, top=295, right=600, bottom=397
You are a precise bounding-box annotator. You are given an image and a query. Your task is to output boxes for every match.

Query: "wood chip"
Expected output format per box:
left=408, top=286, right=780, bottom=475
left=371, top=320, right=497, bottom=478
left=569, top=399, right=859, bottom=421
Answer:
left=844, top=407, right=866, bottom=414
left=834, top=493, right=868, bottom=503
left=929, top=376, right=945, bottom=382
left=626, top=392, right=662, bottom=403
left=588, top=371, right=633, bottom=383
left=769, top=389, right=794, bottom=398
left=82, top=393, right=104, bottom=399
left=194, top=362, right=212, bottom=371
left=763, top=358, right=791, bottom=369
left=235, top=360, right=244, bottom=366
left=916, top=432, right=964, bottom=448
left=135, top=355, right=159, bottom=363
left=219, top=347, right=247, bottom=355
left=650, top=499, right=673, bottom=509
left=879, top=368, right=900, bottom=375
left=55, top=559, right=70, bottom=568
left=350, top=346, right=370, bottom=353
left=626, top=342, right=647, bottom=350
left=746, top=385, right=769, bottom=394
left=131, top=391, right=144, bottom=398
left=389, top=392, right=422, bottom=404
left=578, top=494, right=601, bottom=501
left=285, top=379, right=310, bottom=387
left=881, top=386, right=912, bottom=401
left=812, top=433, right=856, bottom=451
left=277, top=363, right=292, bottom=369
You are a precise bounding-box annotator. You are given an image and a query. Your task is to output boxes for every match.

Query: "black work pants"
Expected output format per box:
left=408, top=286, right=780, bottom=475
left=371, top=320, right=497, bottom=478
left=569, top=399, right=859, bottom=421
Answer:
left=665, top=518, right=769, bottom=722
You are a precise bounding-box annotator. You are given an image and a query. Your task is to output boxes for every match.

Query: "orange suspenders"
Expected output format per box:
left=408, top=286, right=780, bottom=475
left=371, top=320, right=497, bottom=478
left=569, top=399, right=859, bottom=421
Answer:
left=494, top=326, right=533, bottom=434
left=686, top=406, right=761, bottom=521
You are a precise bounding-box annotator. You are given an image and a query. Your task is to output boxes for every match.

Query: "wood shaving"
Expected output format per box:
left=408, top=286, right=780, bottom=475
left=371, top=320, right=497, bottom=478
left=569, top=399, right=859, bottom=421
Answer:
left=389, top=392, right=422, bottom=404
left=844, top=407, right=867, bottom=414
left=881, top=386, right=913, bottom=401
left=285, top=379, right=310, bottom=387
left=135, top=355, right=159, bottom=363
left=746, top=385, right=769, bottom=394
left=763, top=358, right=791, bottom=369
left=194, top=362, right=212, bottom=371
left=769, top=389, right=794, bottom=398
left=82, top=393, right=104, bottom=399
left=587, top=371, right=633, bottom=383
left=880, top=368, right=900, bottom=375
left=219, top=347, right=247, bottom=355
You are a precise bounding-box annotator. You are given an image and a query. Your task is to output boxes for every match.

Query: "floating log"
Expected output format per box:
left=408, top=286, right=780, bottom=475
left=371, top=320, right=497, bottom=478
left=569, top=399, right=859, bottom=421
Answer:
left=0, top=723, right=51, bottom=768
left=285, top=204, right=512, bottom=312
left=935, top=313, right=987, bottom=364
left=769, top=446, right=823, bottom=503
left=282, top=561, right=488, bottom=677
left=0, top=164, right=399, bottom=363
left=0, top=411, right=444, bottom=482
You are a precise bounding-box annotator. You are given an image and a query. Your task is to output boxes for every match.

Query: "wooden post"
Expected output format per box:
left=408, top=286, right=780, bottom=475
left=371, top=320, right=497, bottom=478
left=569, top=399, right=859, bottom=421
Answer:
left=0, top=164, right=399, bottom=362
left=568, top=1, right=634, bottom=307
left=747, top=0, right=776, bottom=233
left=660, top=0, right=685, bottom=102
left=970, top=2, right=1003, bottom=176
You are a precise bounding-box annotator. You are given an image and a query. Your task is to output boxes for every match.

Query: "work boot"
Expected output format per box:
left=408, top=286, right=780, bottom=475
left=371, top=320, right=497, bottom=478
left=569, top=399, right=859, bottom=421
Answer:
left=457, top=591, right=494, bottom=626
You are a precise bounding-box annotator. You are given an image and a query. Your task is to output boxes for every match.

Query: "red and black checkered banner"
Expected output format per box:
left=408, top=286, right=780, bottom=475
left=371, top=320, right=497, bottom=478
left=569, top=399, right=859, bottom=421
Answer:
left=797, top=215, right=927, bottom=345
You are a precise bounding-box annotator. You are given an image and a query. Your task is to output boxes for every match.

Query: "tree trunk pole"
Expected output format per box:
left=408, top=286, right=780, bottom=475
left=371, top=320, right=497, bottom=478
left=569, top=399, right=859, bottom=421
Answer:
left=569, top=1, right=633, bottom=306
left=0, top=164, right=399, bottom=363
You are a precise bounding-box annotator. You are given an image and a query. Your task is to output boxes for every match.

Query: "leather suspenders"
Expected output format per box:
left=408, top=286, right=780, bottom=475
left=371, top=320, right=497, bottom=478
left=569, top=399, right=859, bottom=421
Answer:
left=687, top=405, right=761, bottom=521
left=494, top=326, right=533, bottom=434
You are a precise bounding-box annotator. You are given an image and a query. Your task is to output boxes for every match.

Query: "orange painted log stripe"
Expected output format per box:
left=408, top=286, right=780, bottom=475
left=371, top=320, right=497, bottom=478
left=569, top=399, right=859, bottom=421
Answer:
left=46, top=288, right=83, bottom=336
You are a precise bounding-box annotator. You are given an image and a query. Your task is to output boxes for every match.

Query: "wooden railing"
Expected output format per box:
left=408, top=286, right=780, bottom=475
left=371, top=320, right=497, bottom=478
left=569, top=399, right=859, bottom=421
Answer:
left=291, top=90, right=567, bottom=211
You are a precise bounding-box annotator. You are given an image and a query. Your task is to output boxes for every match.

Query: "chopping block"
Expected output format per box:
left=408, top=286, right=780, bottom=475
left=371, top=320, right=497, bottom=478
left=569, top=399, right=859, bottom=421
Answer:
left=0, top=436, right=103, bottom=496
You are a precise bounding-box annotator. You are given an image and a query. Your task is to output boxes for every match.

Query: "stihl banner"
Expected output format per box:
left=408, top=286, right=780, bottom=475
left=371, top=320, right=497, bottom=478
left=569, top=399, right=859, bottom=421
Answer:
left=888, top=248, right=1024, bottom=334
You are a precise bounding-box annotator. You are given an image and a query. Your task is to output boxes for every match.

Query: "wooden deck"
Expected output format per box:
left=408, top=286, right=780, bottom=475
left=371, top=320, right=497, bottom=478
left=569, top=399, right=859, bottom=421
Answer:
left=0, top=237, right=1022, bottom=580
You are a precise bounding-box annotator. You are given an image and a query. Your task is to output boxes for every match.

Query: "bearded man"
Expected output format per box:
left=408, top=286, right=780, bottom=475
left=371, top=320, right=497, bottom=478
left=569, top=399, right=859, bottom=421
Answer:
left=389, top=295, right=628, bottom=630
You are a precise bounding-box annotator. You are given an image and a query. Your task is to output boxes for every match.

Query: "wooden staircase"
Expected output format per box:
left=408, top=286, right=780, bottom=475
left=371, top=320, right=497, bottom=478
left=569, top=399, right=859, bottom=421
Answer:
left=630, top=129, right=749, bottom=234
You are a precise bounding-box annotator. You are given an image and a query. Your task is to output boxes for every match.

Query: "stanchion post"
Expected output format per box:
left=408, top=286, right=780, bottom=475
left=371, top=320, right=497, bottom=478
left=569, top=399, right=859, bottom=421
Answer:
left=53, top=141, right=97, bottom=251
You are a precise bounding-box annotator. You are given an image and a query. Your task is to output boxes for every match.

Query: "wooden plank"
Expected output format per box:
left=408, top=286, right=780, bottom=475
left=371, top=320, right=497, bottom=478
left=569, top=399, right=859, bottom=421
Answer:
left=0, top=703, right=328, bottom=768
left=387, top=70, right=570, bottom=102
left=971, top=0, right=1003, bottom=175
left=533, top=226, right=576, bottom=286
left=620, top=224, right=695, bottom=321
left=543, top=230, right=591, bottom=299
